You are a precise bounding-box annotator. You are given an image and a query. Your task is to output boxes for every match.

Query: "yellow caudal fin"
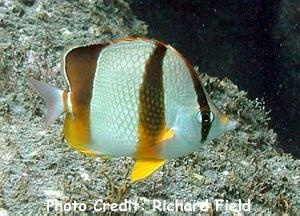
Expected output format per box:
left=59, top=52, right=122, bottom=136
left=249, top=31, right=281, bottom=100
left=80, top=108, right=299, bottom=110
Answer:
left=131, top=159, right=165, bottom=182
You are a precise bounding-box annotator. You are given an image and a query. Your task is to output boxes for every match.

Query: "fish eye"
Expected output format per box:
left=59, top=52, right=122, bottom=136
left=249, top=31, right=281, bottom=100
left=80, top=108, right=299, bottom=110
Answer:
left=197, top=111, right=214, bottom=124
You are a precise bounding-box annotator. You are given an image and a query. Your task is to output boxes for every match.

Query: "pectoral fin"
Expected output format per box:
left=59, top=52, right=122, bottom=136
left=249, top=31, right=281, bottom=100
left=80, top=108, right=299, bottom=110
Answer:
left=160, top=128, right=174, bottom=142
left=131, top=159, right=165, bottom=182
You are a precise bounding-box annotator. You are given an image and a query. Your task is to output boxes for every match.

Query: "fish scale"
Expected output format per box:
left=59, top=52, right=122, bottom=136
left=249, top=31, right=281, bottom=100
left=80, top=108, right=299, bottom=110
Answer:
left=27, top=38, right=236, bottom=181
left=89, top=41, right=155, bottom=157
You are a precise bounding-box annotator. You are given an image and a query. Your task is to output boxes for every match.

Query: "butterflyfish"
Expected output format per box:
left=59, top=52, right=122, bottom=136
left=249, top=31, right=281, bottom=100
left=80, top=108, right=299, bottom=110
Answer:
left=28, top=38, right=237, bottom=182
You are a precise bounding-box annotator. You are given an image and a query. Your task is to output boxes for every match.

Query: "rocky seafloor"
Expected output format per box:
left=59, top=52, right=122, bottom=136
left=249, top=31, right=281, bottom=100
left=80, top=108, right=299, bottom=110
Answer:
left=0, top=0, right=299, bottom=215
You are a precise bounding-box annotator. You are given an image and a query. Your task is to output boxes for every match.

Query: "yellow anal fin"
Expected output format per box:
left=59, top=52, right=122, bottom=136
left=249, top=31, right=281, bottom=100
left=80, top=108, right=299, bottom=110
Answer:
left=131, top=159, right=165, bottom=182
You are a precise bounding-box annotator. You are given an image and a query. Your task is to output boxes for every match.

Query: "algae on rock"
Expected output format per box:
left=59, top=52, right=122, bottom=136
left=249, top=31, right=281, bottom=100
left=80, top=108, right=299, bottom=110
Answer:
left=0, top=0, right=299, bottom=215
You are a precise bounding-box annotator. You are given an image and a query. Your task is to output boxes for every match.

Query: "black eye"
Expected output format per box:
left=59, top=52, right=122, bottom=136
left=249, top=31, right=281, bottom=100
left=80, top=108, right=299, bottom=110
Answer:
left=196, top=111, right=214, bottom=124
left=201, top=112, right=214, bottom=125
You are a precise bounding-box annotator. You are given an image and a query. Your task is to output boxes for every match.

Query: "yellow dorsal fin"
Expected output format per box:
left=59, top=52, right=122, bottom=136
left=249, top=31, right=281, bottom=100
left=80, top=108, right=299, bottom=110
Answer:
left=131, top=159, right=165, bottom=182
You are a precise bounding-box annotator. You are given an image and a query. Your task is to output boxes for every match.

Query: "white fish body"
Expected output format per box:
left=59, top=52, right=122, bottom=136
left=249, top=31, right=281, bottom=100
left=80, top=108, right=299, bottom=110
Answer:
left=28, top=38, right=237, bottom=181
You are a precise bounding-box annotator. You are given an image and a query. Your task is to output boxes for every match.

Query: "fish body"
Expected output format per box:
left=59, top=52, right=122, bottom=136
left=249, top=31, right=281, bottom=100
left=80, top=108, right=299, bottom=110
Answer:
left=28, top=38, right=236, bottom=181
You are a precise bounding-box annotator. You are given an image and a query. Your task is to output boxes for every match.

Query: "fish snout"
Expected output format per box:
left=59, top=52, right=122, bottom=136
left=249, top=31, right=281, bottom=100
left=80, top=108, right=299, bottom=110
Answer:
left=228, top=119, right=238, bottom=130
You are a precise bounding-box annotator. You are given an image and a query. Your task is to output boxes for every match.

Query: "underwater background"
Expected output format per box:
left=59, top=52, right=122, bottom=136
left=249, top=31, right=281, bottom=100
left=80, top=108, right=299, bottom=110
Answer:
left=0, top=0, right=299, bottom=215
left=130, top=0, right=300, bottom=158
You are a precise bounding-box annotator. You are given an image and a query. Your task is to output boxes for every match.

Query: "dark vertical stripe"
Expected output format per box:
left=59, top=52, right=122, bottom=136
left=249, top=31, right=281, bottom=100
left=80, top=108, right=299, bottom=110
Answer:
left=175, top=49, right=212, bottom=142
left=65, top=44, right=107, bottom=108
left=63, top=44, right=106, bottom=151
left=136, top=43, right=167, bottom=159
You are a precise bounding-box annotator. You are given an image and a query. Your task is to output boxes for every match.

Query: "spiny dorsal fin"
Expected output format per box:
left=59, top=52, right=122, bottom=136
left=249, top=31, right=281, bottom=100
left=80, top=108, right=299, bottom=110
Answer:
left=27, top=78, right=64, bottom=126
left=131, top=159, right=165, bottom=182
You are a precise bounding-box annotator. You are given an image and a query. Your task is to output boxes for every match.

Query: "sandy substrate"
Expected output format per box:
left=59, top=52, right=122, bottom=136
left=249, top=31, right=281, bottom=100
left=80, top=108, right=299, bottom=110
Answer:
left=0, top=0, right=299, bottom=215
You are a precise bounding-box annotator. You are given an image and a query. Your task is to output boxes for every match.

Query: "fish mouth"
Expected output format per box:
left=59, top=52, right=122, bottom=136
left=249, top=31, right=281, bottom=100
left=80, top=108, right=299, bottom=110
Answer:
left=219, top=114, right=238, bottom=131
